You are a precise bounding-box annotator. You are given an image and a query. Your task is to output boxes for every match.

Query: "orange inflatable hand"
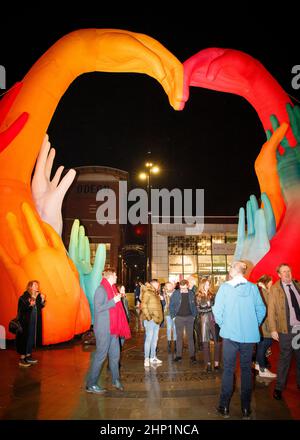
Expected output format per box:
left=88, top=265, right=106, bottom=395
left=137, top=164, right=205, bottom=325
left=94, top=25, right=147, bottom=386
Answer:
left=0, top=202, right=90, bottom=344
left=255, top=122, right=289, bottom=226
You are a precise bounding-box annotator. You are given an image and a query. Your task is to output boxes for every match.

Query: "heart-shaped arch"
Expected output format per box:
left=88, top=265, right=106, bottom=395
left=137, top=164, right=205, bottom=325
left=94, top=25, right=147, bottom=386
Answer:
left=0, top=29, right=299, bottom=344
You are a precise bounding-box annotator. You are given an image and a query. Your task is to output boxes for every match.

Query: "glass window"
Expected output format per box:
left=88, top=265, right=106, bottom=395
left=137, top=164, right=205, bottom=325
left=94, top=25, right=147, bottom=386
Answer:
left=169, top=255, right=183, bottom=274
left=212, top=234, right=225, bottom=244
left=183, top=255, right=197, bottom=274
left=213, top=274, right=227, bottom=289
left=226, top=255, right=234, bottom=270
left=197, top=236, right=211, bottom=255
left=169, top=273, right=181, bottom=283
left=213, top=255, right=226, bottom=272
left=90, top=243, right=110, bottom=266
left=226, top=233, right=237, bottom=244
left=198, top=255, right=212, bottom=273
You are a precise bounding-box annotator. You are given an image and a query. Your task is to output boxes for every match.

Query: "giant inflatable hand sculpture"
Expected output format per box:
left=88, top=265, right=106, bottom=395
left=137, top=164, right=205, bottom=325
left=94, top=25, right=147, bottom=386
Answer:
left=0, top=203, right=88, bottom=342
left=0, top=29, right=183, bottom=343
left=31, top=134, right=76, bottom=236
left=183, top=48, right=300, bottom=281
left=234, top=193, right=275, bottom=266
left=69, top=219, right=106, bottom=324
left=250, top=107, right=300, bottom=281
left=183, top=48, right=296, bottom=226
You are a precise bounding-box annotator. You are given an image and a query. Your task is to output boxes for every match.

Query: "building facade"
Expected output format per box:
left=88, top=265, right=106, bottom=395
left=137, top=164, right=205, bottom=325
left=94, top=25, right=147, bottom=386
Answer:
left=151, top=217, right=238, bottom=287
left=62, top=166, right=128, bottom=271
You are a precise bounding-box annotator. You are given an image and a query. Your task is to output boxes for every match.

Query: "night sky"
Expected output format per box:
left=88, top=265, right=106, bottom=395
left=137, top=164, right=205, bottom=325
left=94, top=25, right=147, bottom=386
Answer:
left=1, top=7, right=299, bottom=215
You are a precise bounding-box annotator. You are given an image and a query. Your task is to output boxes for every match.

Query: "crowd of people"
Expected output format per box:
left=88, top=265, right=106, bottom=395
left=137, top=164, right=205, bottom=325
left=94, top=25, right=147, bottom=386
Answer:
left=13, top=261, right=300, bottom=419
left=134, top=261, right=300, bottom=418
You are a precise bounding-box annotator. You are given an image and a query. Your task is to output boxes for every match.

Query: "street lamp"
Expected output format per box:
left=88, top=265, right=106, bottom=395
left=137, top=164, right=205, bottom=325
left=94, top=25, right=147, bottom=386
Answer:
left=139, top=161, right=160, bottom=281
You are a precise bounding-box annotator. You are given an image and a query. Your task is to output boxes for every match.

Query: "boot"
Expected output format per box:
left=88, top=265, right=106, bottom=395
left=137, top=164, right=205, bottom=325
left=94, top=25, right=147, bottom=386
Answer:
left=168, top=341, right=171, bottom=353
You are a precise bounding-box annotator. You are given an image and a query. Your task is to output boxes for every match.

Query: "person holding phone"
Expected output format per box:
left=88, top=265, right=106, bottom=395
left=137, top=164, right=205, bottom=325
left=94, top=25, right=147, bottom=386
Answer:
left=16, top=280, right=46, bottom=367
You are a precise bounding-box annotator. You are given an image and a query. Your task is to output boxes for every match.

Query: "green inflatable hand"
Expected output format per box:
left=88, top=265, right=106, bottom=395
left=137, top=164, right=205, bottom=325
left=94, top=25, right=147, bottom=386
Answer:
left=68, top=219, right=106, bottom=323
left=268, top=104, right=300, bottom=203
left=234, top=192, right=275, bottom=265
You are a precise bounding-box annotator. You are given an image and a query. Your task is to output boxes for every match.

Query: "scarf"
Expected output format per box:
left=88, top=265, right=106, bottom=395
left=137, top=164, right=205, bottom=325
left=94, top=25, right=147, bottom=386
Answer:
left=100, top=278, right=131, bottom=339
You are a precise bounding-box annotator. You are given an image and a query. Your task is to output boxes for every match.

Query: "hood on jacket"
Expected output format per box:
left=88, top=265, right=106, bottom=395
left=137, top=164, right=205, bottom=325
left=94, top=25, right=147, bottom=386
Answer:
left=232, top=282, right=253, bottom=297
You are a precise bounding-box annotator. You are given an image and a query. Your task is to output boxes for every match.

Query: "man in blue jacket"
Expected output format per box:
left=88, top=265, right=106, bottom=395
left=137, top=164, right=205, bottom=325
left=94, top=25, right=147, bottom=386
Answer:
left=212, top=260, right=266, bottom=419
left=169, top=279, right=198, bottom=364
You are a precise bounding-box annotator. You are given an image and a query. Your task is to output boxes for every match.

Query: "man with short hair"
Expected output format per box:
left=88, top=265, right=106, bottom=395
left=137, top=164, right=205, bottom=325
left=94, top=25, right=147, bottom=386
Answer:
left=86, top=268, right=131, bottom=394
left=212, top=260, right=266, bottom=419
left=169, top=279, right=198, bottom=364
left=269, top=263, right=300, bottom=400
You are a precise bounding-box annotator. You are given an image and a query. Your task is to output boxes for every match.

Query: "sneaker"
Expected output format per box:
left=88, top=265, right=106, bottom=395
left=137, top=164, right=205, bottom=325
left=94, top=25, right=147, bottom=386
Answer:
left=190, top=356, right=197, bottom=365
left=85, top=384, right=106, bottom=394
left=206, top=363, right=212, bottom=372
left=266, top=348, right=272, bottom=357
left=259, top=368, right=277, bottom=378
left=25, top=356, right=38, bottom=364
left=273, top=389, right=282, bottom=400
left=216, top=406, right=230, bottom=418
left=112, top=379, right=124, bottom=391
left=19, top=359, right=31, bottom=368
left=144, top=358, right=150, bottom=367
left=150, top=357, right=163, bottom=364
left=242, top=408, right=252, bottom=420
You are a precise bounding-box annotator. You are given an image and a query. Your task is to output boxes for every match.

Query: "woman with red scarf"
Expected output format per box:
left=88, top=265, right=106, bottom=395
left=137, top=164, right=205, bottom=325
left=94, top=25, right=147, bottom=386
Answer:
left=86, top=268, right=131, bottom=394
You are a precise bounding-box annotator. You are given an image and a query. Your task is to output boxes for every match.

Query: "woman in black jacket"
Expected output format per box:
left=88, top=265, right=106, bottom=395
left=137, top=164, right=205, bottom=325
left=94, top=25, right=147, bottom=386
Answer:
left=16, top=280, right=46, bottom=367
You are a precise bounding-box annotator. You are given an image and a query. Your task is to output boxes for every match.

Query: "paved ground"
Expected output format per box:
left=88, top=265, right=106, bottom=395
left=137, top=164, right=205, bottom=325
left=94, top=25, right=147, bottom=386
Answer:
left=0, top=315, right=299, bottom=421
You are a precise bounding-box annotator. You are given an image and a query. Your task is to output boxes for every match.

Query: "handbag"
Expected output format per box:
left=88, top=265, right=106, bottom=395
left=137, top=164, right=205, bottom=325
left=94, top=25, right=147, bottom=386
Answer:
left=9, top=317, right=23, bottom=334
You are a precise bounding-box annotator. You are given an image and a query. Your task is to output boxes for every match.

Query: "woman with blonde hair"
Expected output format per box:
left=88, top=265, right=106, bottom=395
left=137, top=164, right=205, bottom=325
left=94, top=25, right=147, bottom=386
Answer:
left=195, top=278, right=221, bottom=372
left=16, top=280, right=46, bottom=367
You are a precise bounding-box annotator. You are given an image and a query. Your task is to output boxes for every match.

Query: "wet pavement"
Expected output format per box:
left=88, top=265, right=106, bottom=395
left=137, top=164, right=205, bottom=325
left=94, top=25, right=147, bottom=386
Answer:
left=0, top=314, right=298, bottom=420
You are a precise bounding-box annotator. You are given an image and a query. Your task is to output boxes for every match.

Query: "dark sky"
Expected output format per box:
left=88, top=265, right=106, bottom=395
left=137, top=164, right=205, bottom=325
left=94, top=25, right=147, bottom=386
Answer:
left=1, top=7, right=299, bottom=215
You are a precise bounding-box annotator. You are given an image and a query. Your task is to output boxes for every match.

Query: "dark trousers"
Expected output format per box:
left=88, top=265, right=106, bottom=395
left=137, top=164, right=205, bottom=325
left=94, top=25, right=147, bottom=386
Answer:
left=86, top=334, right=120, bottom=387
left=275, top=331, right=300, bottom=391
left=219, top=338, right=254, bottom=410
left=256, top=337, right=273, bottom=368
left=174, top=315, right=195, bottom=357
left=26, top=311, right=36, bottom=355
left=203, top=341, right=221, bottom=365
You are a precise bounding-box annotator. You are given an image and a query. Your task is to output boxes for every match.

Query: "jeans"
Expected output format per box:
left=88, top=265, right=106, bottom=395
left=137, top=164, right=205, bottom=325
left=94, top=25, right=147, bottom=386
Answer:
left=256, top=337, right=273, bottom=368
left=144, top=319, right=160, bottom=359
left=166, top=315, right=177, bottom=341
left=219, top=338, right=254, bottom=410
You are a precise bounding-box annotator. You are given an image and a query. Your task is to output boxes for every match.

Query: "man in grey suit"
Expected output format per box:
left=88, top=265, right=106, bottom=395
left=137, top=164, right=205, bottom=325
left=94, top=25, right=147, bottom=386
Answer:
left=86, top=268, right=130, bottom=394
